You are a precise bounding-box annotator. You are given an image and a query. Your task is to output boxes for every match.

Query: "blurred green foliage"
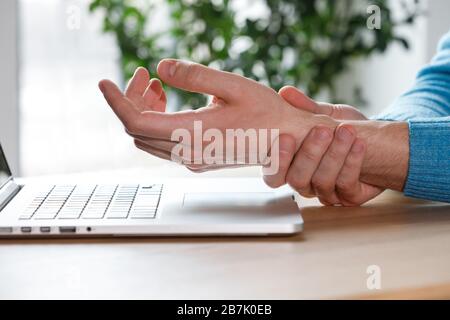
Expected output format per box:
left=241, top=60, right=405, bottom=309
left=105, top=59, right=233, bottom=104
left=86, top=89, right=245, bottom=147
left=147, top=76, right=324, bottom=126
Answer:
left=89, top=0, right=420, bottom=109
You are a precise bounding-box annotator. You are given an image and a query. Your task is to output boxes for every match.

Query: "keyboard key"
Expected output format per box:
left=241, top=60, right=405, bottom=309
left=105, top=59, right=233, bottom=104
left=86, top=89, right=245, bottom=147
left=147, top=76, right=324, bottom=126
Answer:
left=20, top=186, right=55, bottom=220
left=34, top=213, right=60, bottom=220
left=81, top=185, right=117, bottom=219
left=23, top=183, right=162, bottom=221
left=104, top=185, right=139, bottom=219
left=32, top=185, right=74, bottom=219
left=58, top=185, right=96, bottom=219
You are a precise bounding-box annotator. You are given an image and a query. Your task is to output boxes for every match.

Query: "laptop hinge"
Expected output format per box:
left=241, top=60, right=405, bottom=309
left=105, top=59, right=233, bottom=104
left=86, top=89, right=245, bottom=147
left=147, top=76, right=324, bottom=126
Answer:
left=0, top=180, right=21, bottom=211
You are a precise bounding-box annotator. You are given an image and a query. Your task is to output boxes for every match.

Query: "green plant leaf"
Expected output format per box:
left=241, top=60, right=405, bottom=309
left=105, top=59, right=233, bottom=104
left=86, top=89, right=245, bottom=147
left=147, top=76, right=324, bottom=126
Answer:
left=89, top=0, right=421, bottom=109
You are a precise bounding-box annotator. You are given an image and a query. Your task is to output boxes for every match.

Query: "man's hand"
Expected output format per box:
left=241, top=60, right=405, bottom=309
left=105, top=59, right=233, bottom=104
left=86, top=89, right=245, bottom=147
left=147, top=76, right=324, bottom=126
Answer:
left=99, top=60, right=409, bottom=196
left=263, top=87, right=384, bottom=206
left=276, top=86, right=368, bottom=121
left=99, top=60, right=338, bottom=171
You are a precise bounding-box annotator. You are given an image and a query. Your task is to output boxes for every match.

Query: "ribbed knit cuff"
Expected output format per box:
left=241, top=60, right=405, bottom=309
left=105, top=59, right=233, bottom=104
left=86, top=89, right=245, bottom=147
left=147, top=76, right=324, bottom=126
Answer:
left=403, top=120, right=450, bottom=203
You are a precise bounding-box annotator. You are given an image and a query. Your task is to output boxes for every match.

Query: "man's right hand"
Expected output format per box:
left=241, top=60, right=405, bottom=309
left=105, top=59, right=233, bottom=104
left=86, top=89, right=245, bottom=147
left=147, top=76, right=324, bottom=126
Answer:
left=99, top=61, right=340, bottom=170
left=264, top=87, right=384, bottom=206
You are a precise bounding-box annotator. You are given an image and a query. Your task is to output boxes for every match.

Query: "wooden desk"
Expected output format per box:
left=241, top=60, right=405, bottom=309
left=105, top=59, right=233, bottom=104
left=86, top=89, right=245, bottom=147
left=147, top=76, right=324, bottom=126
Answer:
left=1, top=167, right=449, bottom=299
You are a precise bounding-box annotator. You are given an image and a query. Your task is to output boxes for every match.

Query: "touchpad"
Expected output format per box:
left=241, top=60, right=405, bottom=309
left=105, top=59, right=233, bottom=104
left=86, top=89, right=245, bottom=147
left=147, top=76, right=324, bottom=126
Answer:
left=183, top=192, right=276, bottom=208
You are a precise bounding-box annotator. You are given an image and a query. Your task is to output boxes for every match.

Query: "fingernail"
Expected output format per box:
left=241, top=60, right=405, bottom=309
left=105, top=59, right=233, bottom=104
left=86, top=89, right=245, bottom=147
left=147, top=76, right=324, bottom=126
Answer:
left=149, top=79, right=162, bottom=96
left=338, top=126, right=354, bottom=141
left=314, top=127, right=331, bottom=140
left=164, top=61, right=177, bottom=77
left=160, top=60, right=177, bottom=78
left=98, top=81, right=105, bottom=93
left=169, top=62, right=177, bottom=77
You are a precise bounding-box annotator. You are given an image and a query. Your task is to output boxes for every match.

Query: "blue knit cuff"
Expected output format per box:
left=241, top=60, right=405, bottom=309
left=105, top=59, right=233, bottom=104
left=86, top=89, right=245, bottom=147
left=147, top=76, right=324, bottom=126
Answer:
left=404, top=119, right=450, bottom=203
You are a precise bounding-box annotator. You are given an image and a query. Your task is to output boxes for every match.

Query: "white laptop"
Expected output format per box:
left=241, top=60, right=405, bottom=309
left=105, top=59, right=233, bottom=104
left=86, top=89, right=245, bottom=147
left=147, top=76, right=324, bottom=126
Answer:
left=0, top=143, right=303, bottom=237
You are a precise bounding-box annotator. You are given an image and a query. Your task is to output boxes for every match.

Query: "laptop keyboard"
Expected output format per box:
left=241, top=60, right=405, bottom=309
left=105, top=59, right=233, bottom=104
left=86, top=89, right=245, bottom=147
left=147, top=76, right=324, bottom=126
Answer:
left=19, top=184, right=163, bottom=220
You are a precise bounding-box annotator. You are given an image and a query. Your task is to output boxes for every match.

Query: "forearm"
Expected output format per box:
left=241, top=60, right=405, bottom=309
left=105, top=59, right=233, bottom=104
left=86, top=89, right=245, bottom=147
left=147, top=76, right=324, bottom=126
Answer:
left=341, top=120, right=409, bottom=191
left=310, top=116, right=450, bottom=203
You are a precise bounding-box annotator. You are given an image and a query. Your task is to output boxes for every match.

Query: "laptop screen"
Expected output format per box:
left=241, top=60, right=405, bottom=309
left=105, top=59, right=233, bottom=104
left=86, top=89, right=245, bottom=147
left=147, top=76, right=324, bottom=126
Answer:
left=0, top=144, right=12, bottom=189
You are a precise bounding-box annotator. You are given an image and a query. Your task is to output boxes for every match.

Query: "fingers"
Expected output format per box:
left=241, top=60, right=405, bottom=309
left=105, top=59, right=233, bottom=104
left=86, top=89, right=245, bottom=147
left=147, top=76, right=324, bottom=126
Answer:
left=262, top=134, right=296, bottom=188
left=334, top=138, right=372, bottom=206
left=278, top=86, right=318, bottom=113
left=285, top=126, right=333, bottom=197
left=99, top=79, right=141, bottom=128
left=278, top=86, right=334, bottom=117
left=130, top=135, right=178, bottom=152
left=335, top=138, right=365, bottom=197
left=157, top=59, right=247, bottom=102
left=143, top=79, right=166, bottom=112
left=134, top=139, right=172, bottom=161
left=284, top=125, right=375, bottom=206
left=125, top=67, right=150, bottom=99
left=125, top=67, right=167, bottom=112
left=187, top=163, right=253, bottom=173
left=157, top=90, right=167, bottom=112
left=99, top=77, right=198, bottom=139
left=311, top=124, right=356, bottom=205
left=134, top=138, right=230, bottom=169
left=134, top=134, right=199, bottom=164
left=335, top=139, right=383, bottom=206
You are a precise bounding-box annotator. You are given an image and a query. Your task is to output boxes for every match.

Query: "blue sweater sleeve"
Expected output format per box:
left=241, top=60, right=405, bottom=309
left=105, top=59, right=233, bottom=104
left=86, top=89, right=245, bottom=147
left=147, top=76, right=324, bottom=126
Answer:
left=377, top=31, right=450, bottom=120
left=375, top=31, right=450, bottom=203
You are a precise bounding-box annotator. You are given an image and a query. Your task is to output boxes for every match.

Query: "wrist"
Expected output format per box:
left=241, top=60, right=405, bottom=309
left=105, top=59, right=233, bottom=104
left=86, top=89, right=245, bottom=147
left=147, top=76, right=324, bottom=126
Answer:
left=282, top=109, right=339, bottom=149
left=343, top=120, right=409, bottom=191
left=298, top=114, right=339, bottom=148
left=310, top=114, right=340, bottom=129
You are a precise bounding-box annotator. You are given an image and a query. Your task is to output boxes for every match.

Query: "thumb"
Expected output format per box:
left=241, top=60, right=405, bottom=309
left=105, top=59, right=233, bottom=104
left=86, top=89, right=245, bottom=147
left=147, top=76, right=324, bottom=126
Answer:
left=278, top=86, right=318, bottom=113
left=279, top=86, right=334, bottom=116
left=157, top=59, right=247, bottom=103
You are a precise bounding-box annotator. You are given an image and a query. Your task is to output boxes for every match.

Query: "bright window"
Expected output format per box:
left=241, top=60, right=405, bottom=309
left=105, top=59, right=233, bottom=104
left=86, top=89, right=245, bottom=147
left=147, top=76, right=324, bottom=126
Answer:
left=19, top=0, right=165, bottom=176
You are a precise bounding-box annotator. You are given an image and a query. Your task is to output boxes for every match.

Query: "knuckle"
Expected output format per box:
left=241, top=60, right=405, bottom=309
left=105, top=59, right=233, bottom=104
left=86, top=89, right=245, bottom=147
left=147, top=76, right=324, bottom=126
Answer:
left=327, top=146, right=346, bottom=162
left=326, top=148, right=342, bottom=161
left=225, top=74, right=246, bottom=98
left=330, top=105, right=344, bottom=118
left=342, top=160, right=354, bottom=171
left=311, top=175, right=333, bottom=192
left=336, top=177, right=351, bottom=191
left=185, top=63, right=202, bottom=86
left=299, top=148, right=320, bottom=162
left=286, top=172, right=308, bottom=191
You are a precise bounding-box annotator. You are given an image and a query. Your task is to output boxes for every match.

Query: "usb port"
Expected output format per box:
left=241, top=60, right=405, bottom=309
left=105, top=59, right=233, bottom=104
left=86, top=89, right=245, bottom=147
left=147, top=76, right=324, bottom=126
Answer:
left=21, top=227, right=32, bottom=233
left=40, top=227, right=51, bottom=233
left=59, top=226, right=76, bottom=234
left=0, top=227, right=13, bottom=234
